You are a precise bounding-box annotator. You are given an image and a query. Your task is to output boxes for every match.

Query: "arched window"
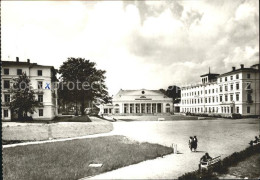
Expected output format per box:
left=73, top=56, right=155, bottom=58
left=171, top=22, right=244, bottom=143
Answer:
left=166, top=103, right=170, bottom=106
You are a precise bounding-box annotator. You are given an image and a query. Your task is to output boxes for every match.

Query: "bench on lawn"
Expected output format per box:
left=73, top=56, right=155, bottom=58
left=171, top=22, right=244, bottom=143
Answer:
left=199, top=156, right=221, bottom=171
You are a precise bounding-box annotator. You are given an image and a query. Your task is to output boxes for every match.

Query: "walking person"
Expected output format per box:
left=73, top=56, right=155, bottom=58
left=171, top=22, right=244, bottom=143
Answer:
left=193, top=136, right=198, bottom=152
left=189, top=136, right=194, bottom=152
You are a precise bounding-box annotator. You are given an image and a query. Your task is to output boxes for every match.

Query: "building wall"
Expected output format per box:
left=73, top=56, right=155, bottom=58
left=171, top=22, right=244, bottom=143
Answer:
left=1, top=62, right=58, bottom=120
left=180, top=65, right=260, bottom=116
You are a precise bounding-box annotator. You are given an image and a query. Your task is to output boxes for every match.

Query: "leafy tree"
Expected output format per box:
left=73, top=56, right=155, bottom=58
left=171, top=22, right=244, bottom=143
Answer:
left=160, top=85, right=181, bottom=114
left=10, top=73, right=39, bottom=120
left=59, top=57, right=110, bottom=115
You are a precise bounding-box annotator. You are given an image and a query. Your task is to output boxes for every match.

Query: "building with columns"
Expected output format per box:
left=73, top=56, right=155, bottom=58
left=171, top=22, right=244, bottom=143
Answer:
left=108, top=89, right=173, bottom=115
left=180, top=63, right=260, bottom=116
left=1, top=58, right=58, bottom=120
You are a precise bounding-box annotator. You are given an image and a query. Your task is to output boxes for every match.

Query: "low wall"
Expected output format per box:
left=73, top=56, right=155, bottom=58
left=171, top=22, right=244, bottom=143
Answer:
left=2, top=122, right=113, bottom=141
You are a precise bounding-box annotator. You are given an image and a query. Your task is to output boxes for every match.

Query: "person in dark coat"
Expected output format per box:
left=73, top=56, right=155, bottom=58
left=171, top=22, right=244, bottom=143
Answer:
left=193, top=136, right=198, bottom=152
left=200, top=153, right=212, bottom=163
left=253, top=136, right=259, bottom=143
left=189, top=136, right=194, bottom=152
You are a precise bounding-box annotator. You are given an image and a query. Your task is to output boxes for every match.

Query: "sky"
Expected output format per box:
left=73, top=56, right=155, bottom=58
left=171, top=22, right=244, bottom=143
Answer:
left=1, top=0, right=259, bottom=95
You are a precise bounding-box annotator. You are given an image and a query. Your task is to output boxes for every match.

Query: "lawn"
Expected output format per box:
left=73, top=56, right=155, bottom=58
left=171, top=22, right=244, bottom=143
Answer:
left=3, top=135, right=173, bottom=180
left=220, top=153, right=260, bottom=179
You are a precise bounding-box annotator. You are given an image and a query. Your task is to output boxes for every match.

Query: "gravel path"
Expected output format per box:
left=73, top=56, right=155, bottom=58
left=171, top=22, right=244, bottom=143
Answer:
left=86, top=118, right=259, bottom=179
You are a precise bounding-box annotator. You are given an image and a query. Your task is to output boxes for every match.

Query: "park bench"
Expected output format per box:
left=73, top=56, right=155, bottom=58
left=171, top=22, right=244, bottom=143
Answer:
left=199, top=156, right=221, bottom=171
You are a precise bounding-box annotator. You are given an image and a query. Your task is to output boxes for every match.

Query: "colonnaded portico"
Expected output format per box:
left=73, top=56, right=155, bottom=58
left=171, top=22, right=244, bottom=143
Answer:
left=109, top=89, right=173, bottom=115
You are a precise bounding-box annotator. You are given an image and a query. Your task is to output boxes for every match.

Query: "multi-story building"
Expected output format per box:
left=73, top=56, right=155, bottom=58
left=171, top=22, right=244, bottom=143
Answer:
left=1, top=58, right=58, bottom=120
left=180, top=64, right=260, bottom=116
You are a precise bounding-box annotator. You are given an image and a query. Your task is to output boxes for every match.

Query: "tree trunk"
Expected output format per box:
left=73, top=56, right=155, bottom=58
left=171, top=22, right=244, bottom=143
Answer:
left=80, top=94, right=85, bottom=115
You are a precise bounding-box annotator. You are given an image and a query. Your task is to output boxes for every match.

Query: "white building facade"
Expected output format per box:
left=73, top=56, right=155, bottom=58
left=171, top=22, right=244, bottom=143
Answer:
left=180, top=64, right=260, bottom=116
left=108, top=89, right=173, bottom=115
left=1, top=58, right=58, bottom=120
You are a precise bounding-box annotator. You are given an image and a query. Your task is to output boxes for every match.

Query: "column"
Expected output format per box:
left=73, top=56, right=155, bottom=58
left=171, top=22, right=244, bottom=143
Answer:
left=144, top=103, right=146, bottom=114
left=155, top=103, right=157, bottom=113
left=133, top=104, right=135, bottom=114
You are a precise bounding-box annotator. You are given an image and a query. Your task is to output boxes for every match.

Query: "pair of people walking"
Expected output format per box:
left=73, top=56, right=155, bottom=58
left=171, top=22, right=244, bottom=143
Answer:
left=189, top=136, right=198, bottom=152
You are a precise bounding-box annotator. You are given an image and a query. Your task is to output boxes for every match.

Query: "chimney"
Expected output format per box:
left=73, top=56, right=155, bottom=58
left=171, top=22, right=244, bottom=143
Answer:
left=240, top=64, right=244, bottom=69
left=232, top=67, right=236, bottom=71
left=27, top=59, right=30, bottom=63
left=16, top=57, right=19, bottom=62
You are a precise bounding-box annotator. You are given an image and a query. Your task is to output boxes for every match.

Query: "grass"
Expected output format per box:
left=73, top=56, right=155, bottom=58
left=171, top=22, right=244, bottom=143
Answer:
left=3, top=135, right=173, bottom=180
left=220, top=153, right=260, bottom=179
left=178, top=143, right=260, bottom=180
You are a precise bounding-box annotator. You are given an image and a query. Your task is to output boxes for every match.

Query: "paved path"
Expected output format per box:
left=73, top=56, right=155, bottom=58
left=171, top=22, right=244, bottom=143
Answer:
left=3, top=118, right=259, bottom=179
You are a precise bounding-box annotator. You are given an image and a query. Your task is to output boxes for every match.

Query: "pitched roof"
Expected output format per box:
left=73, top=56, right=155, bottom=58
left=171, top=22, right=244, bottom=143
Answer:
left=1, top=60, right=54, bottom=68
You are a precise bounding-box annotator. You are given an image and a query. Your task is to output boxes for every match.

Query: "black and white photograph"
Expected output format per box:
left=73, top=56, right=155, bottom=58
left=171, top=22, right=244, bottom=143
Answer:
left=1, top=0, right=260, bottom=179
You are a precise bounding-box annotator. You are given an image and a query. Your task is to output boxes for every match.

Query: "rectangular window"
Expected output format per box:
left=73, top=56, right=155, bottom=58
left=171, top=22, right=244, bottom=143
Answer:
left=4, top=94, right=10, bottom=102
left=4, top=80, right=10, bottom=89
left=230, top=94, right=233, bottom=101
left=225, top=85, right=228, bottom=91
left=212, top=89, right=214, bottom=93
left=247, top=106, right=250, bottom=113
left=236, top=83, right=239, bottom=90
left=17, top=69, right=22, bottom=75
left=38, top=95, right=43, bottom=102
left=205, top=98, right=207, bottom=103
left=225, top=95, right=228, bottom=101
left=236, top=94, right=239, bottom=101
left=247, top=73, right=251, bottom=79
left=225, top=77, right=227, bottom=81
left=246, top=82, right=251, bottom=89
left=212, top=97, right=215, bottom=103
left=230, top=76, right=233, bottom=80
left=209, top=97, right=211, bottom=103
left=220, top=95, right=222, bottom=102
left=4, top=68, right=9, bottom=75
left=236, top=107, right=239, bottom=113
left=4, top=110, right=9, bottom=117
left=39, top=109, right=44, bottom=116
left=38, top=70, right=42, bottom=76
left=220, top=86, right=222, bottom=92
left=220, top=78, right=222, bottom=82
left=38, top=81, right=43, bottom=89
left=236, top=74, right=239, bottom=79
left=209, top=89, right=211, bottom=94
left=205, top=90, right=207, bottom=94
left=216, top=96, right=218, bottom=102
left=230, top=84, right=233, bottom=90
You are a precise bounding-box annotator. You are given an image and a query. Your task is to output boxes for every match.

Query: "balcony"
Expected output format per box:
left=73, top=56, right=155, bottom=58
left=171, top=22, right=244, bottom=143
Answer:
left=2, top=102, right=10, bottom=106
left=245, top=88, right=253, bottom=93
left=246, top=100, right=253, bottom=104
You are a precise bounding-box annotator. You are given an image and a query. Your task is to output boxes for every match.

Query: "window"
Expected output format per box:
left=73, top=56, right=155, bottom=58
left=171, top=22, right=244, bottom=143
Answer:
left=212, top=97, right=215, bottom=103
left=247, top=93, right=252, bottom=102
left=225, top=77, right=227, bottom=81
left=230, top=76, right=233, bottom=80
left=38, top=70, right=42, bottom=76
left=236, top=94, right=239, bottom=101
left=225, top=85, right=228, bottom=91
left=4, top=68, right=9, bottom=75
left=247, top=73, right=251, bottom=79
left=104, top=109, right=108, bottom=113
left=17, top=69, right=22, bottom=75
left=205, top=90, right=207, bottom=94
left=220, top=86, right=222, bottom=92
left=38, top=95, right=43, bottom=102
left=4, top=94, right=10, bottom=102
left=236, top=107, right=239, bottom=113
left=166, top=108, right=170, bottom=113
left=38, top=81, right=43, bottom=89
left=236, top=83, right=239, bottom=90
left=39, top=109, right=44, bottom=116
left=230, top=84, right=233, bottom=91
left=216, top=97, right=218, bottom=102
left=220, top=95, right=222, bottom=102
left=247, top=106, right=250, bottom=113
left=209, top=89, right=211, bottom=94
left=4, top=110, right=9, bottom=117
left=115, top=109, right=119, bottom=113
left=4, top=80, right=10, bottom=89
left=216, top=88, right=218, bottom=93
left=205, top=98, right=207, bottom=103
left=246, top=82, right=251, bottom=89
left=225, top=95, right=228, bottom=101
left=220, top=78, right=222, bottom=82
left=212, top=89, right=214, bottom=93
left=236, top=74, right=239, bottom=79
left=230, top=94, right=233, bottom=101
left=209, top=97, right=211, bottom=103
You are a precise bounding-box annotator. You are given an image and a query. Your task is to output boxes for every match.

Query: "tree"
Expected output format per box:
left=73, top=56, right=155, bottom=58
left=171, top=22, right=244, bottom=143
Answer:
left=160, top=85, right=181, bottom=114
left=10, top=73, right=39, bottom=120
left=59, top=57, right=110, bottom=115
